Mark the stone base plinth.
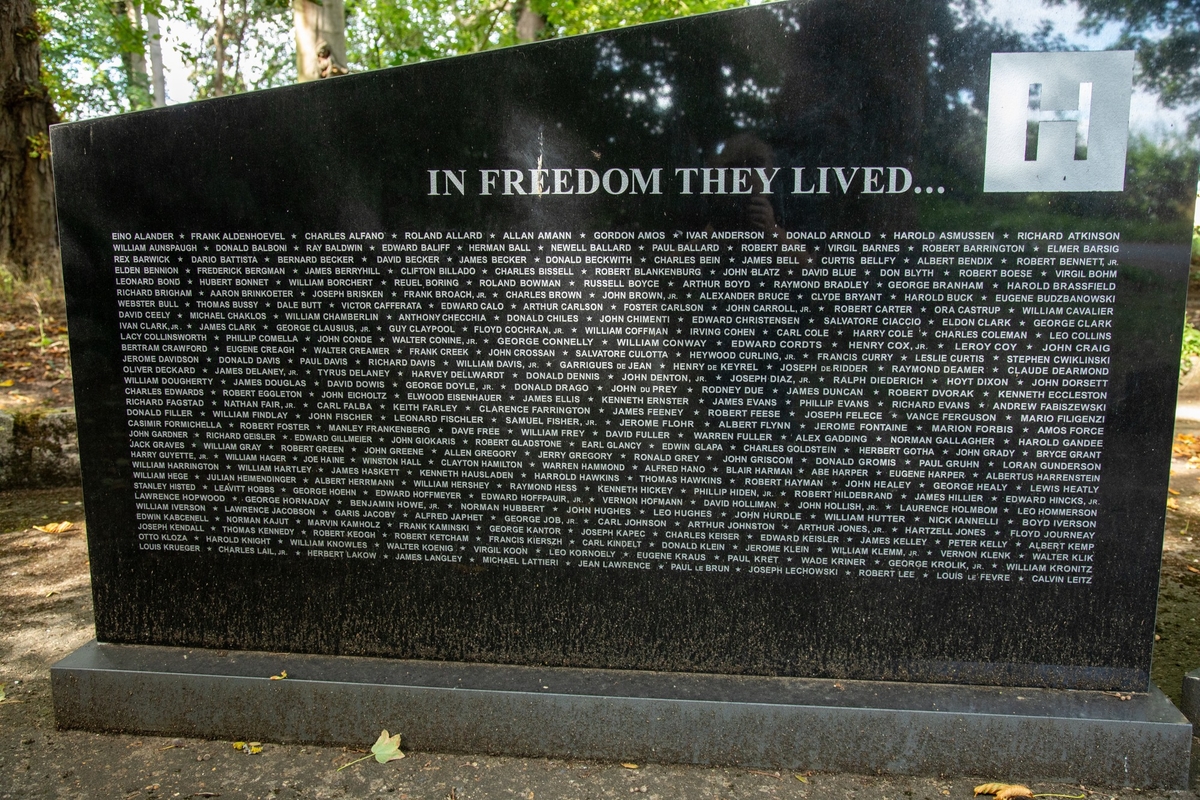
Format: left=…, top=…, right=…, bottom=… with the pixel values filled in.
left=52, top=641, right=1192, bottom=788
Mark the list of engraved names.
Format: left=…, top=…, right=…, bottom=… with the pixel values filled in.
left=113, top=226, right=1116, bottom=585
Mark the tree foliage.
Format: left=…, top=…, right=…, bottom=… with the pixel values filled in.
left=38, top=0, right=293, bottom=115
left=531, top=0, right=749, bottom=38
left=1048, top=0, right=1200, bottom=130
left=345, top=0, right=458, bottom=70
left=38, top=0, right=163, bottom=118
left=174, top=0, right=293, bottom=97
left=1122, top=133, right=1200, bottom=222
left=344, top=0, right=747, bottom=71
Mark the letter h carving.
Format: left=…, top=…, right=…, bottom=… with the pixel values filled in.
left=1025, top=81, right=1092, bottom=162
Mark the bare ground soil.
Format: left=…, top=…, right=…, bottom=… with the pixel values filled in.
left=1155, top=420, right=1200, bottom=708
left=0, top=291, right=72, bottom=414
left=1154, top=273, right=1200, bottom=707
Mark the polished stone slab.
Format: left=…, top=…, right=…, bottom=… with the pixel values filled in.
left=50, top=0, right=1189, bottom=690
left=52, top=641, right=1192, bottom=788
left=1183, top=667, right=1200, bottom=729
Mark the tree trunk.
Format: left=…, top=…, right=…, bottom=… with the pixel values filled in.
left=293, top=0, right=347, bottom=82
left=147, top=12, right=166, bottom=107
left=0, top=0, right=59, bottom=285
left=213, top=0, right=227, bottom=96
left=515, top=2, right=544, bottom=42
left=123, top=1, right=150, bottom=96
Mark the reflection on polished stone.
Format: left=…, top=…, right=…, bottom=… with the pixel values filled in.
left=52, top=0, right=1192, bottom=691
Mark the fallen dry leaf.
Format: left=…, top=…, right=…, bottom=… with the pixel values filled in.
left=975, top=784, right=1033, bottom=798
left=1175, top=434, right=1200, bottom=459
left=1167, top=497, right=1180, bottom=511
left=1169, top=488, right=1181, bottom=495
left=620, top=762, right=639, bottom=769
left=269, top=670, right=288, bottom=680
left=33, top=521, right=73, bottom=534
left=369, top=731, right=403, bottom=763
left=337, top=729, right=404, bottom=771
left=1187, top=566, right=1200, bottom=575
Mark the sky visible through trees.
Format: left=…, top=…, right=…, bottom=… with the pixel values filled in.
left=35, top=0, right=1199, bottom=140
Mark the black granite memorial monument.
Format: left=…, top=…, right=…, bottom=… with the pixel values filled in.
left=49, top=0, right=1197, bottom=786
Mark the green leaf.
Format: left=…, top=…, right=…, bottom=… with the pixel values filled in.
left=1182, top=317, right=1200, bottom=376
left=371, top=729, right=404, bottom=764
